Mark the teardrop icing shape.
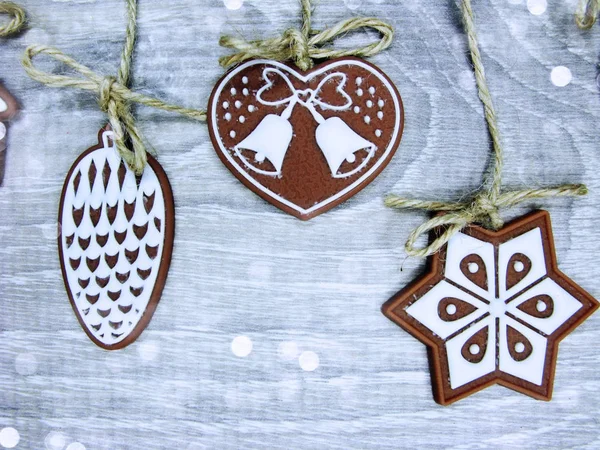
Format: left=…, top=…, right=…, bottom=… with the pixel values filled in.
left=507, top=326, right=533, bottom=362
left=506, top=253, right=532, bottom=290
left=460, top=254, right=488, bottom=291
left=438, top=297, right=478, bottom=322
left=517, top=294, right=554, bottom=319
left=460, top=326, right=489, bottom=364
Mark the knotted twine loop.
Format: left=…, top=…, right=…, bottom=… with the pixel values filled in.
left=576, top=0, right=600, bottom=29
left=0, top=1, right=25, bottom=37
left=219, top=0, right=394, bottom=70
left=385, top=0, right=588, bottom=258
left=21, top=0, right=206, bottom=175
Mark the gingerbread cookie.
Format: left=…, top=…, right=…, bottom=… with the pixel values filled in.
left=382, top=211, right=598, bottom=405
left=208, top=57, right=404, bottom=220
left=58, top=126, right=175, bottom=350
left=0, top=84, right=19, bottom=185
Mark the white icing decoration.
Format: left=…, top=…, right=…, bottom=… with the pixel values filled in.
left=369, top=86, right=376, bottom=95
left=60, top=131, right=166, bottom=347
left=243, top=88, right=249, bottom=96
left=514, top=261, right=525, bottom=272
left=378, top=99, right=384, bottom=108
left=375, top=130, right=382, bottom=138
left=377, top=111, right=384, bottom=119
left=407, top=224, right=587, bottom=390
left=354, top=106, right=360, bottom=114
left=230, top=88, right=237, bottom=95
left=210, top=59, right=403, bottom=216
left=356, top=77, right=363, bottom=85
left=230, top=130, right=236, bottom=138
left=357, top=89, right=364, bottom=96
left=0, top=98, right=7, bottom=113
left=222, top=101, right=229, bottom=109
left=235, top=101, right=242, bottom=109
left=364, top=116, right=371, bottom=124
left=0, top=122, right=6, bottom=141
left=346, top=154, right=356, bottom=163
left=467, top=262, right=479, bottom=273
left=225, top=113, right=232, bottom=121
left=366, top=100, right=373, bottom=108
left=469, top=344, right=480, bottom=355
left=248, top=105, right=256, bottom=112
left=239, top=116, right=246, bottom=123
left=242, top=76, right=248, bottom=84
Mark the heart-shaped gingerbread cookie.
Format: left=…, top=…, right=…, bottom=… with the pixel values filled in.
left=208, top=57, right=404, bottom=220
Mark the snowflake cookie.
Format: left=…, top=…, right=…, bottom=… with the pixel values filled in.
left=382, top=210, right=598, bottom=405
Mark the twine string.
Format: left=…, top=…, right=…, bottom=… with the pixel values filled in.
left=385, top=0, right=587, bottom=258
left=576, top=0, right=600, bottom=29
left=0, top=1, right=25, bottom=37
left=22, top=0, right=207, bottom=175
left=219, top=0, right=394, bottom=70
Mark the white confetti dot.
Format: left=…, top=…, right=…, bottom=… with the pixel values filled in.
left=375, top=129, right=382, bottom=137
left=353, top=106, right=360, bottom=113
left=364, top=116, right=371, bottom=124
left=239, top=116, right=246, bottom=123
left=0, top=428, right=20, bottom=449
left=377, top=111, right=384, bottom=120
left=137, top=341, right=159, bottom=362
left=15, top=353, right=37, bottom=375
left=45, top=431, right=67, bottom=450
left=515, top=342, right=526, bottom=353
left=368, top=86, right=375, bottom=95
left=356, top=77, right=363, bottom=85
left=223, top=0, right=244, bottom=10
left=513, top=261, right=525, bottom=272
left=0, top=122, right=5, bottom=141
left=299, top=351, right=319, bottom=371
left=536, top=300, right=547, bottom=312
left=278, top=341, right=299, bottom=360
left=467, top=262, right=479, bottom=274
left=550, top=66, right=572, bottom=87
left=230, top=130, right=236, bottom=138
left=230, top=87, right=237, bottom=95
left=469, top=344, right=480, bottom=355
left=356, top=89, right=364, bottom=96
left=231, top=336, right=253, bottom=357
left=222, top=101, right=229, bottom=109
left=242, top=76, right=248, bottom=84
left=235, top=100, right=242, bottom=108
left=242, top=88, right=249, bottom=96
left=248, top=105, right=256, bottom=112
left=527, top=0, right=547, bottom=15
left=225, top=113, right=232, bottom=121
left=378, top=99, right=384, bottom=108
left=366, top=100, right=373, bottom=108
left=446, top=303, right=457, bottom=315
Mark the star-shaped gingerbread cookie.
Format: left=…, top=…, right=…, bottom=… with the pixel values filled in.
left=382, top=210, right=598, bottom=405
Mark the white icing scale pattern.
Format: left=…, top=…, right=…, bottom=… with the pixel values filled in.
left=60, top=131, right=166, bottom=347
left=406, top=226, right=583, bottom=389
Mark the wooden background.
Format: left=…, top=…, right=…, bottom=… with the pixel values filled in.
left=1, top=0, right=599, bottom=449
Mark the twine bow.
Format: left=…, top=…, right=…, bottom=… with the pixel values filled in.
left=576, top=0, right=600, bottom=29
left=385, top=0, right=588, bottom=258
left=21, top=0, right=206, bottom=175
left=219, top=0, right=394, bottom=70
left=0, top=1, right=25, bottom=37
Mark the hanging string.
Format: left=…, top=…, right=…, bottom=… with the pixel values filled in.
left=219, top=0, right=394, bottom=71
left=576, top=0, right=600, bottom=29
left=385, top=0, right=587, bottom=258
left=22, top=0, right=206, bottom=175
left=0, top=1, right=25, bottom=37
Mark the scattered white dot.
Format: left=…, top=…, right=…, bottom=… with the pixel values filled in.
left=0, top=122, right=6, bottom=141
left=366, top=100, right=373, bottom=108
left=375, top=129, right=382, bottom=137
left=239, top=116, right=246, bottom=123
left=235, top=100, right=242, bottom=108
left=222, top=101, right=229, bottom=109
left=278, top=341, right=299, bottom=360
left=224, top=113, right=232, bottom=121
left=536, top=300, right=548, bottom=312
left=229, top=130, right=236, bottom=138
left=0, top=428, right=20, bottom=449
left=242, top=88, right=249, bottom=96
left=368, top=86, right=376, bottom=95
left=469, top=344, right=480, bottom=355
left=515, top=342, right=526, bottom=353
left=446, top=304, right=457, bottom=315
left=346, top=153, right=356, bottom=163
left=377, top=111, right=384, bottom=120
left=513, top=261, right=525, bottom=272
left=551, top=66, right=572, bottom=87
left=242, top=76, right=248, bottom=84
left=15, top=353, right=37, bottom=375
left=356, top=89, right=364, bottom=96
left=224, top=0, right=244, bottom=11
left=467, top=262, right=479, bottom=273
left=299, top=351, right=319, bottom=371
left=364, top=115, right=371, bottom=124
left=248, top=105, right=256, bottom=112
left=137, top=341, right=159, bottom=362
left=230, top=87, right=237, bottom=95
left=378, top=99, right=384, bottom=108
left=527, top=0, right=547, bottom=15
left=356, top=77, right=363, bottom=85
left=231, top=336, right=253, bottom=357
left=353, top=106, right=360, bottom=113
left=45, top=431, right=67, bottom=450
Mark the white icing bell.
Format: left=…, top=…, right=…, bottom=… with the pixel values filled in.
left=234, top=114, right=293, bottom=176
left=316, top=117, right=376, bottom=178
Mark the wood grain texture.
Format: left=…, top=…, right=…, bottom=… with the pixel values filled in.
left=0, top=0, right=599, bottom=449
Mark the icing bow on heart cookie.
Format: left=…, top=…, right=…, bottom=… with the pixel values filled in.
left=235, top=68, right=376, bottom=179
